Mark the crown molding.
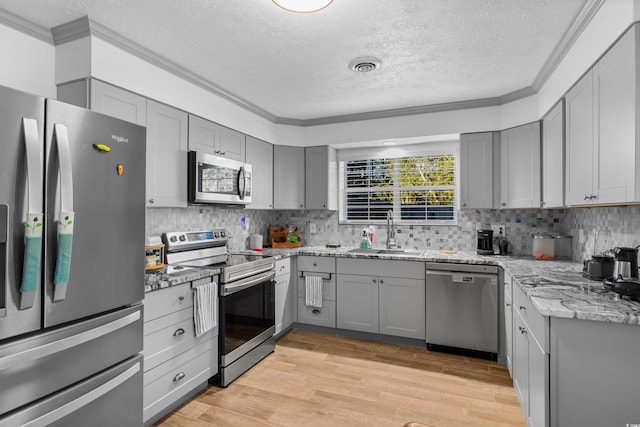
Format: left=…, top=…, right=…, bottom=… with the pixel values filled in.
left=0, top=1, right=609, bottom=127
left=0, top=7, right=53, bottom=44
left=531, top=0, right=606, bottom=92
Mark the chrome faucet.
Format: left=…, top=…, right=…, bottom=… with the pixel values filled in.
left=386, top=210, right=397, bottom=249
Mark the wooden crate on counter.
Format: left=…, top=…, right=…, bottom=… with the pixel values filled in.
left=268, top=226, right=302, bottom=248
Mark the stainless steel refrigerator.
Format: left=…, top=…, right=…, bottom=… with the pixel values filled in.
left=0, top=85, right=145, bottom=426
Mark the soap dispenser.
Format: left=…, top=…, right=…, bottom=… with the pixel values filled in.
left=360, top=230, right=370, bottom=248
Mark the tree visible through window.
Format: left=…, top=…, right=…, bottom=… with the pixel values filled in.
left=341, top=154, right=456, bottom=223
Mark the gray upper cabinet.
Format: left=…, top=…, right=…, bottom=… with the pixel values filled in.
left=274, top=145, right=305, bottom=209
left=566, top=24, right=639, bottom=206
left=57, top=79, right=147, bottom=126
left=245, top=136, right=274, bottom=209
left=541, top=100, right=565, bottom=208
left=146, top=100, right=189, bottom=207
left=460, top=132, right=496, bottom=209
left=305, top=146, right=337, bottom=210
left=187, top=115, right=245, bottom=161
left=500, top=122, right=541, bottom=208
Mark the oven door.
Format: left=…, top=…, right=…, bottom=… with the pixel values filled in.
left=219, top=270, right=275, bottom=367
left=188, top=151, right=252, bottom=205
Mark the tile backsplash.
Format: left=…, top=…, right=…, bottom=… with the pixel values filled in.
left=146, top=205, right=640, bottom=262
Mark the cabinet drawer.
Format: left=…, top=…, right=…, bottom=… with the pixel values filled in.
left=143, top=310, right=215, bottom=372
left=513, top=283, right=548, bottom=352
left=297, top=298, right=336, bottom=328
left=297, top=256, right=335, bottom=273
left=144, top=283, right=193, bottom=322
left=143, top=340, right=213, bottom=421
left=297, top=275, right=336, bottom=301
left=275, top=257, right=291, bottom=278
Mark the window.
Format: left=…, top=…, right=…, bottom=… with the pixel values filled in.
left=339, top=146, right=457, bottom=225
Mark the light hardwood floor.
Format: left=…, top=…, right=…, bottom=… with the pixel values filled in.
left=155, top=329, right=526, bottom=427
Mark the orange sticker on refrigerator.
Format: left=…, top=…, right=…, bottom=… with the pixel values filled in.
left=117, top=164, right=123, bottom=176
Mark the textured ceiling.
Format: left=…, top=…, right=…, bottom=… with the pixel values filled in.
left=0, top=0, right=589, bottom=122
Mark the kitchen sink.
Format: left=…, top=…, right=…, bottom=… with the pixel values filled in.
left=347, top=248, right=423, bottom=255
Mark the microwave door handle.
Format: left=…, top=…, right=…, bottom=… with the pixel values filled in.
left=52, top=124, right=75, bottom=302
left=19, top=118, right=43, bottom=310
left=0, top=204, right=8, bottom=318
left=237, top=166, right=246, bottom=200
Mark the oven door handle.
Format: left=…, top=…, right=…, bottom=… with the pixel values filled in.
left=222, top=270, right=275, bottom=296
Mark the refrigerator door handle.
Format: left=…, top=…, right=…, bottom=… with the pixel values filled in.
left=10, top=362, right=140, bottom=427
left=0, top=309, right=140, bottom=372
left=0, top=204, right=7, bottom=318
left=52, top=124, right=75, bottom=302
left=19, top=118, right=43, bottom=310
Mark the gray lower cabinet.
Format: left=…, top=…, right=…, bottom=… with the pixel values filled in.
left=274, top=257, right=293, bottom=334
left=504, top=270, right=514, bottom=375
left=336, top=258, right=425, bottom=339
left=142, top=278, right=218, bottom=426
left=512, top=282, right=549, bottom=427
left=336, top=274, right=379, bottom=333
left=296, top=256, right=336, bottom=327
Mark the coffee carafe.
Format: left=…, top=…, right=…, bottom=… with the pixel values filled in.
left=477, top=229, right=494, bottom=255
left=612, top=246, right=639, bottom=278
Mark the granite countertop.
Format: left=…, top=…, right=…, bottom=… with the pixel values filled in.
left=144, top=267, right=220, bottom=293
left=146, top=246, right=640, bottom=325
left=251, top=246, right=640, bottom=325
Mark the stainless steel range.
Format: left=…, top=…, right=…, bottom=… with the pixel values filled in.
left=162, top=229, right=276, bottom=387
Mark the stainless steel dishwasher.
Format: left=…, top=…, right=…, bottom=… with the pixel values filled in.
left=425, top=262, right=498, bottom=360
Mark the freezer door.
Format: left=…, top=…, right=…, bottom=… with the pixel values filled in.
left=0, top=354, right=143, bottom=427
left=0, top=304, right=142, bottom=416
left=0, top=85, right=45, bottom=341
left=44, top=99, right=146, bottom=327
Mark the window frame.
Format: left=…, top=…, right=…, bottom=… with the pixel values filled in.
left=338, top=142, right=459, bottom=226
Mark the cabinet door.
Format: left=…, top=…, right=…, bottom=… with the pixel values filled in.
left=305, top=146, right=337, bottom=210
left=146, top=100, right=189, bottom=207
left=565, top=72, right=595, bottom=206
left=245, top=136, right=274, bottom=209
left=500, top=122, right=541, bottom=208
left=505, top=296, right=513, bottom=376
left=541, top=100, right=565, bottom=208
left=513, top=312, right=529, bottom=417
left=188, top=115, right=219, bottom=155
left=460, top=132, right=494, bottom=209
left=594, top=25, right=636, bottom=205
left=528, top=338, right=549, bottom=427
left=274, top=145, right=305, bottom=209
left=218, top=126, right=246, bottom=161
left=90, top=80, right=147, bottom=126
left=336, top=274, right=379, bottom=333
left=379, top=277, right=425, bottom=339
left=274, top=273, right=292, bottom=335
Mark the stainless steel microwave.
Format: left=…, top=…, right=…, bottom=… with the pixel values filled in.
left=188, top=151, right=252, bottom=205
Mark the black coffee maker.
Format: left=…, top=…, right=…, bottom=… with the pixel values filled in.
left=477, top=229, right=494, bottom=255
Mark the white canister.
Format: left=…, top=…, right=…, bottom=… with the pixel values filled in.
left=249, top=234, right=263, bottom=250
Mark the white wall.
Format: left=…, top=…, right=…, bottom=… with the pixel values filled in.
left=88, top=37, right=276, bottom=143
left=0, top=23, right=55, bottom=97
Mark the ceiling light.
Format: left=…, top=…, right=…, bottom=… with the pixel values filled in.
left=272, top=0, right=333, bottom=13
left=349, top=56, right=381, bottom=73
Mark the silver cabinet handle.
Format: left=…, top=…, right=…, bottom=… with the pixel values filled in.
left=379, top=279, right=384, bottom=284
left=519, top=327, right=527, bottom=335
left=461, top=202, right=466, bottom=207
left=312, top=309, right=321, bottom=314
left=0, top=310, right=140, bottom=371
left=501, top=202, right=506, bottom=206
left=173, top=328, right=185, bottom=336
left=173, top=372, right=186, bottom=382
left=506, top=303, right=512, bottom=307
left=148, top=198, right=155, bottom=204
left=299, top=204, right=303, bottom=208
left=178, top=296, right=185, bottom=301
left=323, top=203, right=326, bottom=208
left=372, top=278, right=377, bottom=283
left=220, top=151, right=226, bottom=155
left=519, top=305, right=526, bottom=312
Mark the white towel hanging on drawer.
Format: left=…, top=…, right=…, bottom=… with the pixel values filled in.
left=193, top=280, right=217, bottom=337
left=305, top=276, right=323, bottom=308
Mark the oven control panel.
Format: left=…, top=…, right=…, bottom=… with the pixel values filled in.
left=163, top=228, right=229, bottom=252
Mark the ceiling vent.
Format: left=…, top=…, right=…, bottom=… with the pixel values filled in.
left=349, top=57, right=381, bottom=73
